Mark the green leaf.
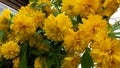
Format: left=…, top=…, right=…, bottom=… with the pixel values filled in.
left=30, top=48, right=40, bottom=55
left=76, top=15, right=82, bottom=23
left=30, top=3, right=49, bottom=9
left=41, top=58, right=47, bottom=68
left=42, top=39, right=51, bottom=48
left=19, top=43, right=28, bottom=68
left=46, top=52, right=61, bottom=68
left=30, top=3, right=37, bottom=8
left=108, top=22, right=120, bottom=38
left=113, top=26, right=120, bottom=31
left=30, top=48, right=47, bottom=56
left=0, top=59, right=13, bottom=68
left=81, top=48, right=94, bottom=68
left=0, top=30, right=5, bottom=41
left=46, top=56, right=55, bottom=68
left=36, top=29, right=45, bottom=35
left=29, top=0, right=38, bottom=2
left=39, top=3, right=49, bottom=8
left=0, top=59, right=6, bottom=67
left=9, top=13, right=14, bottom=25
left=19, top=52, right=27, bottom=68
left=53, top=12, right=59, bottom=17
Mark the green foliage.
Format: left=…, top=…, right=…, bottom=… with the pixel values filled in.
left=19, top=42, right=28, bottom=68
left=0, top=59, right=13, bottom=68
left=35, top=29, right=45, bottom=36
left=71, top=15, right=82, bottom=31
left=51, top=0, right=62, bottom=12
left=46, top=53, right=59, bottom=68
left=108, top=22, right=120, bottom=38
left=29, top=0, right=38, bottom=2
left=30, top=3, right=49, bottom=10
left=0, top=30, right=5, bottom=42
left=53, top=12, right=59, bottom=16
left=9, top=13, right=14, bottom=25
left=81, top=48, right=94, bottom=68
left=30, top=48, right=46, bottom=56
left=15, top=38, right=65, bottom=68
left=45, top=41, right=65, bottom=68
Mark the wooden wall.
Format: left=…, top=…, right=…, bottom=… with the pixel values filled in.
left=0, top=0, right=29, bottom=10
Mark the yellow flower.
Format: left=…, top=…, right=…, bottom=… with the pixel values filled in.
left=91, top=29, right=109, bottom=48
left=91, top=38, right=120, bottom=68
left=0, top=16, right=9, bottom=30
left=18, top=6, right=33, bottom=14
left=12, top=57, right=20, bottom=68
left=1, top=41, right=20, bottom=59
left=61, top=55, right=80, bottom=68
left=32, top=10, right=45, bottom=28
left=79, top=14, right=107, bottom=39
left=42, top=6, right=57, bottom=17
left=43, top=14, right=73, bottom=41
left=1, top=9, right=11, bottom=19
left=96, top=0, right=119, bottom=17
left=93, top=29, right=108, bottom=42
left=0, top=9, right=11, bottom=30
left=78, top=0, right=101, bottom=17
left=19, top=6, right=45, bottom=28
left=10, top=13, right=36, bottom=42
left=117, top=0, right=120, bottom=4
left=102, top=0, right=112, bottom=8
left=34, top=57, right=42, bottom=68
left=63, top=30, right=90, bottom=53
left=61, top=0, right=80, bottom=17
left=29, top=0, right=55, bottom=17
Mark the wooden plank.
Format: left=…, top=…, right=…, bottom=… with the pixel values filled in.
left=0, top=0, right=28, bottom=10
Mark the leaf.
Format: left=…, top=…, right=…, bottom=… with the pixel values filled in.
left=29, top=0, right=38, bottom=2
left=46, top=52, right=61, bottom=68
left=0, top=59, right=6, bottom=67
left=39, top=3, right=49, bottom=8
left=41, top=58, right=47, bottom=68
left=46, top=56, right=55, bottom=68
left=30, top=3, right=37, bottom=8
left=30, top=48, right=47, bottom=56
left=0, top=30, right=5, bottom=41
left=30, top=48, right=40, bottom=55
left=9, top=13, right=14, bottom=25
left=42, top=39, right=51, bottom=48
left=81, top=48, right=94, bottom=68
left=36, top=29, right=45, bottom=35
left=30, top=3, right=49, bottom=9
left=0, top=59, right=13, bottom=68
left=76, top=15, right=82, bottom=23
left=108, top=22, right=120, bottom=38
left=19, top=43, right=28, bottom=68
left=53, top=12, right=59, bottom=17
left=19, top=52, right=27, bottom=68
left=113, top=26, right=120, bottom=31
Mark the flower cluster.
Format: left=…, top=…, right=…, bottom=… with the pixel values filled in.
left=0, top=0, right=120, bottom=68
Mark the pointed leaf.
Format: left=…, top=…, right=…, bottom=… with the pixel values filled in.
left=81, top=48, right=94, bottom=68
left=19, top=43, right=28, bottom=68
